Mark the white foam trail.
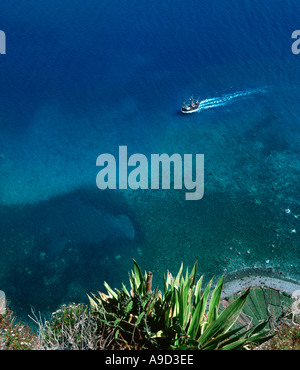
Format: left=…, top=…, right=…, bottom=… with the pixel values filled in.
left=197, top=87, right=267, bottom=112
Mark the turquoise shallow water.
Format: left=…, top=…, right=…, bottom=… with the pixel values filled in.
left=0, top=0, right=299, bottom=320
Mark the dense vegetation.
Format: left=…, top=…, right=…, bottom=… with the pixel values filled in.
left=0, top=260, right=299, bottom=350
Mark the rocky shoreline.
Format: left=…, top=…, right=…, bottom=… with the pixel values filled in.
left=222, top=268, right=300, bottom=298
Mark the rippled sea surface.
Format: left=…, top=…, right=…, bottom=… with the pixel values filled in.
left=0, top=0, right=299, bottom=320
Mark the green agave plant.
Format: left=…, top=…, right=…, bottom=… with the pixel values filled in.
left=89, top=260, right=273, bottom=350
left=88, top=260, right=159, bottom=348
left=162, top=262, right=274, bottom=349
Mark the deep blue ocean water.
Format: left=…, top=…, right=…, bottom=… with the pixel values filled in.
left=0, top=0, right=299, bottom=320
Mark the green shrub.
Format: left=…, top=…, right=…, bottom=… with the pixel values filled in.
left=0, top=307, right=39, bottom=350
left=37, top=302, right=123, bottom=350
left=42, top=303, right=90, bottom=349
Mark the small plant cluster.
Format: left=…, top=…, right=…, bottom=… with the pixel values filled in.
left=0, top=307, right=39, bottom=350
left=258, top=309, right=300, bottom=350
left=89, top=260, right=273, bottom=350
left=31, top=302, right=123, bottom=350
left=266, top=321, right=300, bottom=350
left=39, top=303, right=95, bottom=350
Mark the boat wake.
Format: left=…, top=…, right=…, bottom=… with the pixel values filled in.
left=196, top=87, right=268, bottom=112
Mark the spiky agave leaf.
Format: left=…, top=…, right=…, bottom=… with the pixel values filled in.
left=198, top=288, right=251, bottom=348
left=206, top=276, right=224, bottom=324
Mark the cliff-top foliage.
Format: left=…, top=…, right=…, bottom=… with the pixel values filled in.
left=1, top=260, right=298, bottom=350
